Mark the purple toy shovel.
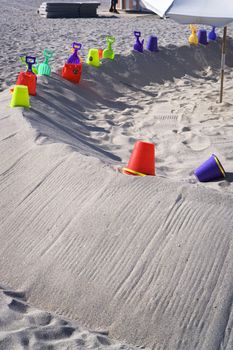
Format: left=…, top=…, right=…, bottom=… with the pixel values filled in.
left=67, top=42, right=82, bottom=64
left=134, top=31, right=144, bottom=53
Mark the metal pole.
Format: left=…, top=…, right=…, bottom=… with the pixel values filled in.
left=219, top=26, right=227, bottom=103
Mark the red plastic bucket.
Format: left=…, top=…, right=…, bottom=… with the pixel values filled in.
left=16, top=71, right=37, bottom=96
left=122, top=141, right=155, bottom=176
left=62, top=63, right=82, bottom=84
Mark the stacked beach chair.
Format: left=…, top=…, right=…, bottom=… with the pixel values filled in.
left=38, top=2, right=100, bottom=18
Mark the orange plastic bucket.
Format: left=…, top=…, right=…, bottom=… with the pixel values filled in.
left=98, top=49, right=103, bottom=60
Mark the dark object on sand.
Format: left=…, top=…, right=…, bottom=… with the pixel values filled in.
left=109, top=0, right=119, bottom=14
left=38, top=2, right=100, bottom=18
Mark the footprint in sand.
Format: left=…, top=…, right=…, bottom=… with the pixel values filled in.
left=182, top=134, right=211, bottom=151
left=7, top=299, right=28, bottom=314
left=3, top=290, right=26, bottom=301
left=34, top=326, right=75, bottom=341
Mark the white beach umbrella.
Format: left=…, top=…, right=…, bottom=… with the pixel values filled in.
left=142, top=0, right=233, bottom=102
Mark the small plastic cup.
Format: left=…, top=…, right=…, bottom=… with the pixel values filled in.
left=86, top=48, right=100, bottom=67
left=147, top=35, right=159, bottom=52
left=194, top=154, right=225, bottom=182
left=198, top=29, right=208, bottom=45
left=10, top=85, right=30, bottom=108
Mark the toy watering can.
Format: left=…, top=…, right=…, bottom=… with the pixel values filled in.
left=103, top=36, right=115, bottom=60
left=188, top=25, right=198, bottom=45
left=208, top=26, right=217, bottom=41
left=38, top=49, right=53, bottom=76
left=67, top=42, right=82, bottom=64
left=19, top=54, right=38, bottom=74
left=134, top=31, right=144, bottom=53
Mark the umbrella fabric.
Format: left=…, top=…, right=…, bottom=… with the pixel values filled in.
left=140, top=0, right=173, bottom=18
left=168, top=0, right=233, bottom=26
left=142, top=0, right=233, bottom=26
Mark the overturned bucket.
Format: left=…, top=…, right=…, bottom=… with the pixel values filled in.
left=147, top=35, right=159, bottom=52
left=122, top=141, right=155, bottom=176
left=194, top=154, right=225, bottom=182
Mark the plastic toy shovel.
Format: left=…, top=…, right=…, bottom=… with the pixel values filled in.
left=103, top=36, right=115, bottom=60
left=26, top=56, right=37, bottom=73
left=19, top=54, right=38, bottom=74
left=67, top=42, right=82, bottom=64
left=134, top=31, right=144, bottom=53
left=38, top=49, right=54, bottom=76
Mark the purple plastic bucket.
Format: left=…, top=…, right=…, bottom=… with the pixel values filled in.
left=208, top=27, right=217, bottom=41
left=198, top=29, right=208, bottom=45
left=194, top=154, right=225, bottom=182
left=147, top=35, right=159, bottom=52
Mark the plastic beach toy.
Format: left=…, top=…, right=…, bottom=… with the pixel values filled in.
left=198, top=29, right=208, bottom=45
left=122, top=141, right=155, bottom=176
left=16, top=56, right=37, bottom=96
left=194, top=154, right=225, bottom=182
left=16, top=71, right=37, bottom=96
left=133, top=31, right=144, bottom=53
left=98, top=49, right=103, bottom=59
left=19, top=54, right=38, bottom=74
left=188, top=25, right=198, bottom=45
left=67, top=42, right=82, bottom=64
left=147, top=35, right=159, bottom=52
left=26, top=56, right=37, bottom=73
left=86, top=48, right=101, bottom=67
left=38, top=49, right=53, bottom=76
left=103, top=36, right=115, bottom=60
left=10, top=85, right=30, bottom=108
left=208, top=27, right=217, bottom=41
left=62, top=43, right=83, bottom=83
left=62, top=63, right=82, bottom=83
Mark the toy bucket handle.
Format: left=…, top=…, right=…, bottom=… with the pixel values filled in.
left=106, top=36, right=115, bottom=44
left=26, top=56, right=36, bottom=65
left=134, top=31, right=141, bottom=38
left=72, top=42, right=82, bottom=50
left=44, top=49, right=53, bottom=59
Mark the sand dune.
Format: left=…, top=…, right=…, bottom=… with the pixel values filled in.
left=1, top=52, right=233, bottom=348
left=1, top=1, right=233, bottom=349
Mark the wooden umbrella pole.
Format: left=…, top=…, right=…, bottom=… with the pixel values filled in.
left=219, top=26, right=227, bottom=103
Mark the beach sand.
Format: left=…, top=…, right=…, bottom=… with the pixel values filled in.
left=1, top=1, right=233, bottom=349
left=0, top=284, right=138, bottom=349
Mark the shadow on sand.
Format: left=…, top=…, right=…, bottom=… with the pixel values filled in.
left=23, top=40, right=233, bottom=163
